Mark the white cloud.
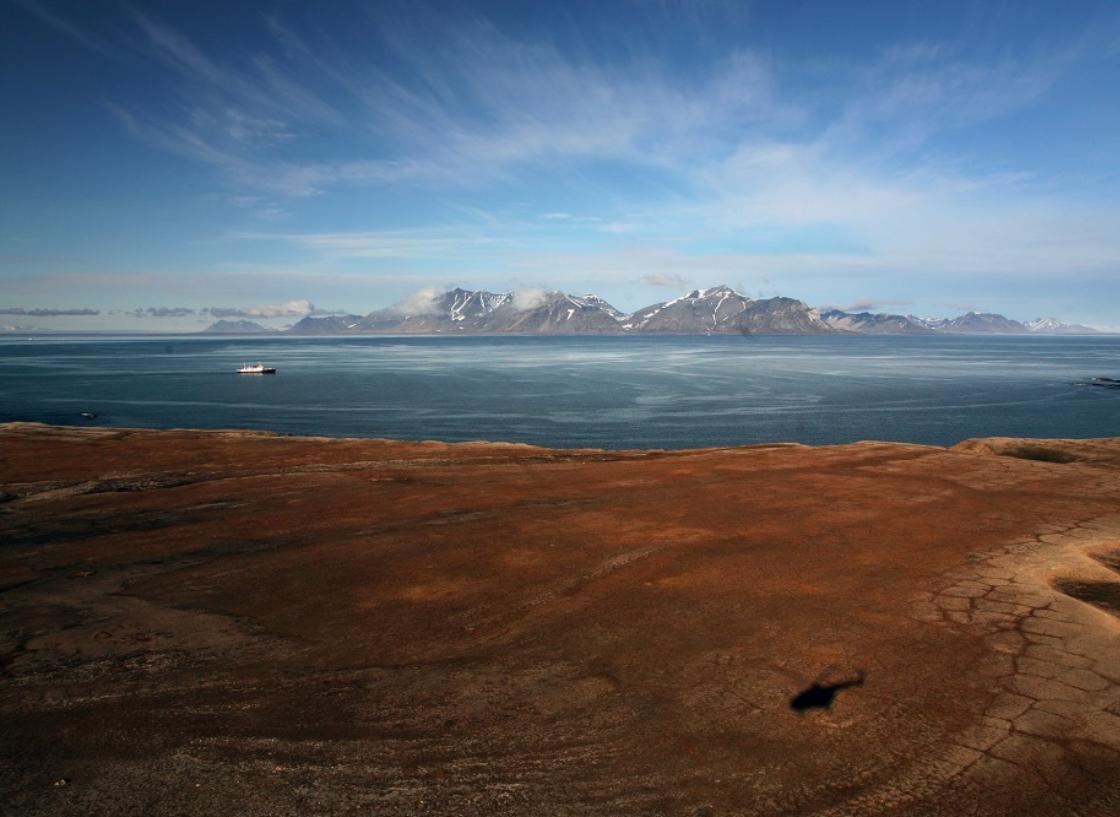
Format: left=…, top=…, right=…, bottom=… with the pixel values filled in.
left=209, top=299, right=317, bottom=318
left=511, top=289, right=550, bottom=311
left=822, top=298, right=913, bottom=313
left=250, top=299, right=315, bottom=317
left=393, top=287, right=444, bottom=316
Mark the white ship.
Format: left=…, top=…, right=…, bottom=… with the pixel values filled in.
left=236, top=362, right=276, bottom=374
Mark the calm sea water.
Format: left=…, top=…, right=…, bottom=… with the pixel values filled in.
left=1, top=334, right=1117, bottom=449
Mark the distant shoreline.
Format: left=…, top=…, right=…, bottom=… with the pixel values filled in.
left=3, top=420, right=1118, bottom=458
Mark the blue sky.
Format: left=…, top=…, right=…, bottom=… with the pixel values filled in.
left=2, top=0, right=1119, bottom=329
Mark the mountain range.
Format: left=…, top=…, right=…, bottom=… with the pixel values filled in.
left=202, top=286, right=1100, bottom=336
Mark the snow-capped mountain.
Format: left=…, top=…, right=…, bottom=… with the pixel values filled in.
left=915, top=316, right=950, bottom=331
left=624, top=286, right=833, bottom=334
left=1025, top=317, right=1099, bottom=335
left=279, top=287, right=1100, bottom=336
left=353, top=288, right=513, bottom=333
left=289, top=288, right=625, bottom=334
left=475, top=292, right=625, bottom=334
left=904, top=312, right=1028, bottom=333
left=575, top=294, right=627, bottom=321
left=936, top=312, right=1028, bottom=334
left=624, top=286, right=754, bottom=332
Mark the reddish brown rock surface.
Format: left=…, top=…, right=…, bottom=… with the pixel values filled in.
left=2, top=422, right=1120, bottom=816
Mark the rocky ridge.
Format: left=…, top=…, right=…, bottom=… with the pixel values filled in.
left=288, top=285, right=836, bottom=335
left=275, top=286, right=1100, bottom=336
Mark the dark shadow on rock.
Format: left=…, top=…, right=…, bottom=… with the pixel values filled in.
left=996, top=444, right=1082, bottom=464
left=790, top=671, right=865, bottom=712
left=1055, top=579, right=1120, bottom=617
left=1093, top=550, right=1120, bottom=576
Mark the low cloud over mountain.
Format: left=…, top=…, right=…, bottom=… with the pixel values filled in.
left=207, top=300, right=320, bottom=319
left=824, top=298, right=913, bottom=313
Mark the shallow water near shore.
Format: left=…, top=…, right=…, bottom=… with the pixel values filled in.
left=1, top=334, right=1118, bottom=449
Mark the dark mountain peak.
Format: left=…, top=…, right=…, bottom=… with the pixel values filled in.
left=287, top=314, right=363, bottom=334
left=735, top=296, right=835, bottom=335
left=822, top=309, right=934, bottom=335
left=943, top=312, right=1026, bottom=334
left=202, top=319, right=275, bottom=334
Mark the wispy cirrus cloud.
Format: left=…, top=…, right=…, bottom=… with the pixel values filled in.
left=92, top=1, right=1113, bottom=240
left=99, top=8, right=793, bottom=204
left=131, top=13, right=342, bottom=127
left=107, top=103, right=432, bottom=199
left=823, top=38, right=1084, bottom=158
left=640, top=273, right=691, bottom=289
left=10, top=0, right=119, bottom=59
left=233, top=228, right=515, bottom=259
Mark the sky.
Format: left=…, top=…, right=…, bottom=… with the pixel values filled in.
left=2, top=0, right=1119, bottom=331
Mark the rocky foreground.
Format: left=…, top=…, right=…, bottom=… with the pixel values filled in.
left=2, top=424, right=1120, bottom=816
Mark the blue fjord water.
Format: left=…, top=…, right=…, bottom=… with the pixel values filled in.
left=0, top=334, right=1117, bottom=449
